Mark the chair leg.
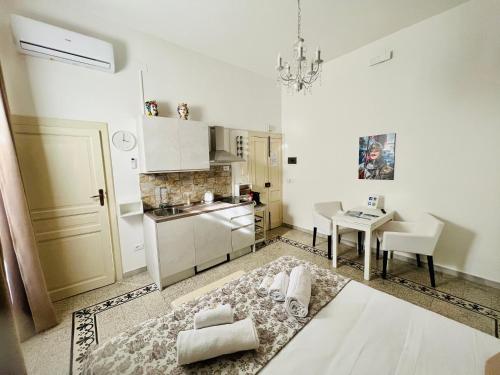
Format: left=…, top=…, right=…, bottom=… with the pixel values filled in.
left=416, top=254, right=421, bottom=267
left=382, top=251, right=388, bottom=279
left=376, top=238, right=380, bottom=260
left=427, top=256, right=436, bottom=287
left=327, top=235, right=332, bottom=260
left=313, top=227, right=317, bottom=247
left=357, top=231, right=362, bottom=256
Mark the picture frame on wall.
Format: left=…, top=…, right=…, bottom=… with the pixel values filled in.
left=358, top=133, right=396, bottom=180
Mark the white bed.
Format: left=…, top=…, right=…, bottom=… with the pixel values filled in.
left=262, top=281, right=500, bottom=375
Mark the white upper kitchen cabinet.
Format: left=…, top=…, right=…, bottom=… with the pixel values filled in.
left=137, top=116, right=209, bottom=173
left=178, top=120, right=210, bottom=170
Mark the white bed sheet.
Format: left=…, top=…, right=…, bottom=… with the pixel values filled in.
left=262, top=281, right=500, bottom=375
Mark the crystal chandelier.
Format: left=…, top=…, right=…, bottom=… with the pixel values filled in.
left=276, top=0, right=323, bottom=93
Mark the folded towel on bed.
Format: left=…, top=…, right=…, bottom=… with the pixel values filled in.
left=269, top=271, right=289, bottom=302
left=177, top=318, right=260, bottom=365
left=256, top=275, right=274, bottom=297
left=194, top=304, right=234, bottom=329
left=285, top=266, right=312, bottom=318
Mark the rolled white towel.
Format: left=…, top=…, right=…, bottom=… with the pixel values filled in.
left=255, top=275, right=274, bottom=297
left=269, top=271, right=289, bottom=302
left=285, top=266, right=312, bottom=318
left=194, top=304, right=234, bottom=330
left=177, top=318, right=260, bottom=365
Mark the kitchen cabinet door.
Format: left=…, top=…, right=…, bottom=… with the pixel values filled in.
left=194, top=212, right=231, bottom=265
left=178, top=120, right=209, bottom=170
left=139, top=116, right=181, bottom=172
left=232, top=225, right=255, bottom=251
left=157, top=217, right=195, bottom=278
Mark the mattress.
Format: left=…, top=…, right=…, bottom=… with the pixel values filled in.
left=262, top=281, right=500, bottom=375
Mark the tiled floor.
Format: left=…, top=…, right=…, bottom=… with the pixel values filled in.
left=21, top=226, right=500, bottom=374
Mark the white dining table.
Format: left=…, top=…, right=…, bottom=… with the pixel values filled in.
left=332, top=206, right=394, bottom=280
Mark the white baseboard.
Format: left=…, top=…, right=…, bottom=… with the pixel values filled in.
left=123, top=266, right=147, bottom=279
left=282, top=223, right=500, bottom=290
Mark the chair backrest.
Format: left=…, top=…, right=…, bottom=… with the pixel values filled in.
left=313, top=201, right=343, bottom=217
left=416, top=213, right=445, bottom=252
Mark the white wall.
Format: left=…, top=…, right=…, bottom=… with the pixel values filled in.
left=282, top=0, right=500, bottom=283
left=0, top=0, right=281, bottom=273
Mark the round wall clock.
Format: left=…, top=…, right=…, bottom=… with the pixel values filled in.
left=112, top=130, right=136, bottom=151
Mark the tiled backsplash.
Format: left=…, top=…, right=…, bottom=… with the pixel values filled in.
left=140, top=165, right=232, bottom=209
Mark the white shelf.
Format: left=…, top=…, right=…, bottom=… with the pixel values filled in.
left=119, top=201, right=143, bottom=217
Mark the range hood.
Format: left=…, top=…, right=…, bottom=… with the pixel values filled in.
left=209, top=126, right=245, bottom=164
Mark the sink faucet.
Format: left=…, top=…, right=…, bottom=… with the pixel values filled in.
left=158, top=187, right=169, bottom=207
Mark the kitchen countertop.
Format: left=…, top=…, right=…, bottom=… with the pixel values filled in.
left=144, top=198, right=254, bottom=223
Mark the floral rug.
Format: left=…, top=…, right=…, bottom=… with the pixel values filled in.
left=81, top=256, right=350, bottom=374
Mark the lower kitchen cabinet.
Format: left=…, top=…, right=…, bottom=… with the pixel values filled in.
left=194, top=212, right=231, bottom=269
left=144, top=203, right=255, bottom=289
left=144, top=215, right=196, bottom=289
left=232, top=224, right=255, bottom=250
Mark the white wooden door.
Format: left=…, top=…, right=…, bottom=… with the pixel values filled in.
left=13, top=124, right=115, bottom=301
left=178, top=120, right=209, bottom=170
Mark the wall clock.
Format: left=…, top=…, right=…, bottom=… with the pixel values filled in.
left=112, top=130, right=136, bottom=151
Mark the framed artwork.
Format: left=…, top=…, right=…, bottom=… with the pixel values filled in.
left=358, top=133, right=396, bottom=180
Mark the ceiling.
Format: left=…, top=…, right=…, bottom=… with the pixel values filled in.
left=7, top=0, right=469, bottom=78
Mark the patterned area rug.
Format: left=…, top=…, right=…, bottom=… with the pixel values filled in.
left=81, top=256, right=349, bottom=374
left=71, top=236, right=500, bottom=374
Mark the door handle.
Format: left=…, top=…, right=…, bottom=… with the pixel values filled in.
left=90, top=189, right=105, bottom=206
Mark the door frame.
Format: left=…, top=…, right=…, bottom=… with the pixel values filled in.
left=9, top=115, right=123, bottom=281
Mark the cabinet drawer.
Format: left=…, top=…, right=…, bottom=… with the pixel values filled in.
left=232, top=224, right=255, bottom=251
left=231, top=213, right=254, bottom=228
left=225, top=205, right=253, bottom=220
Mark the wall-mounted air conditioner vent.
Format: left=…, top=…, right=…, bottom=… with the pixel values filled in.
left=10, top=14, right=115, bottom=73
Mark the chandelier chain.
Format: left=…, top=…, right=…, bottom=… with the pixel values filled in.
left=297, top=0, right=302, bottom=39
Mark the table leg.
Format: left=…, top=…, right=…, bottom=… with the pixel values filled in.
left=332, top=224, right=338, bottom=268
left=363, top=230, right=372, bottom=280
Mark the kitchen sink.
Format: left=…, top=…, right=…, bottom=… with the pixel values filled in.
left=153, top=207, right=185, bottom=217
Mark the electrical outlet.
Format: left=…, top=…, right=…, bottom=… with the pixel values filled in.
left=223, top=165, right=230, bottom=171
left=134, top=243, right=144, bottom=252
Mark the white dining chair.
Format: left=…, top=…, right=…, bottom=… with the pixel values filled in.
left=313, top=201, right=363, bottom=260
left=375, top=213, right=444, bottom=287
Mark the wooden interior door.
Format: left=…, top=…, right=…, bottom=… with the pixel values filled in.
left=13, top=122, right=115, bottom=301
left=249, top=136, right=269, bottom=205
left=268, top=138, right=283, bottom=228
left=249, top=135, right=282, bottom=229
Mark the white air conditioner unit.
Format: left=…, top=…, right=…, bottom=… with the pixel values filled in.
left=10, top=14, right=115, bottom=73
